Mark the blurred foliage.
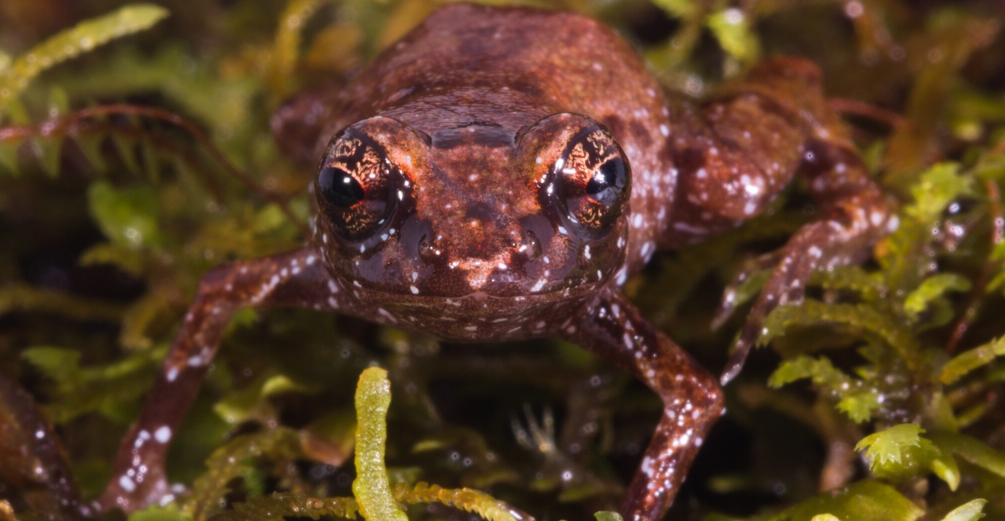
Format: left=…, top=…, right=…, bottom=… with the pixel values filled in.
left=1, top=0, right=1005, bottom=521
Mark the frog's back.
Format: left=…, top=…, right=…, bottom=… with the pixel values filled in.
left=332, top=4, right=667, bottom=143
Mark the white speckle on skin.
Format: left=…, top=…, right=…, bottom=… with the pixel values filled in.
left=641, top=457, right=656, bottom=478
left=887, top=215, right=900, bottom=232
left=410, top=285, right=420, bottom=294
left=155, top=426, right=172, bottom=443
left=119, top=475, right=136, bottom=493
left=377, top=307, right=397, bottom=323
left=659, top=123, right=669, bottom=137
left=640, top=241, right=654, bottom=259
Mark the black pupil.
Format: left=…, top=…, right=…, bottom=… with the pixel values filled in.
left=319, top=166, right=365, bottom=207
left=586, top=158, right=626, bottom=206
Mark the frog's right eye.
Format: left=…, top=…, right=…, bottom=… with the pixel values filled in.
left=316, top=134, right=394, bottom=242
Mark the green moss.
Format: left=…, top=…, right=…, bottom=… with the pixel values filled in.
left=353, top=366, right=408, bottom=521
left=0, top=4, right=168, bottom=114
left=1, top=1, right=1005, bottom=520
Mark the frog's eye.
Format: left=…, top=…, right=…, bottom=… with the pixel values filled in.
left=316, top=133, right=395, bottom=241
left=554, top=128, right=630, bottom=230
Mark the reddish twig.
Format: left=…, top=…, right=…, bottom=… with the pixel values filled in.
left=0, top=104, right=310, bottom=238
left=829, top=97, right=908, bottom=129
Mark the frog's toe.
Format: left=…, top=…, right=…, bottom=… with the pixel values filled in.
left=720, top=213, right=884, bottom=384
left=712, top=249, right=785, bottom=331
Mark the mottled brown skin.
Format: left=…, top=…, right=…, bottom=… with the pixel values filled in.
left=96, top=4, right=892, bottom=520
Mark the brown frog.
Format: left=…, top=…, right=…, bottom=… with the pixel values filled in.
left=96, top=4, right=893, bottom=520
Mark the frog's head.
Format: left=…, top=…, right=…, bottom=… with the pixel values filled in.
left=312, top=114, right=630, bottom=303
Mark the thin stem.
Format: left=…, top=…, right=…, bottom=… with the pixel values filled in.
left=0, top=104, right=311, bottom=238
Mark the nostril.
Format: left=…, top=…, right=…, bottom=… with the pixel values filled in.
left=418, top=233, right=439, bottom=262
left=401, top=215, right=438, bottom=264
left=522, top=229, right=542, bottom=260
left=519, top=214, right=552, bottom=262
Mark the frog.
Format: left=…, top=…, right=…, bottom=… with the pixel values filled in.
left=95, top=3, right=893, bottom=520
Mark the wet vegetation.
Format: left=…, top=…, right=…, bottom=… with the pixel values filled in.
left=2, top=0, right=1005, bottom=520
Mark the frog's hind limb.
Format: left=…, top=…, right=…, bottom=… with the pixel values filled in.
left=95, top=247, right=342, bottom=513
left=663, top=57, right=893, bottom=384
left=562, top=286, right=724, bottom=521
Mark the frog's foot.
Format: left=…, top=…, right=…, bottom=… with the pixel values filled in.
left=720, top=220, right=860, bottom=384
left=711, top=249, right=785, bottom=331
left=720, top=140, right=895, bottom=384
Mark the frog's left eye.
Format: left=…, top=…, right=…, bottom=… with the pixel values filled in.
left=554, top=128, right=630, bottom=230
left=316, top=133, right=396, bottom=242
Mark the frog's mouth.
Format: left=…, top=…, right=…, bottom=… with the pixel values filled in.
left=349, top=275, right=605, bottom=311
